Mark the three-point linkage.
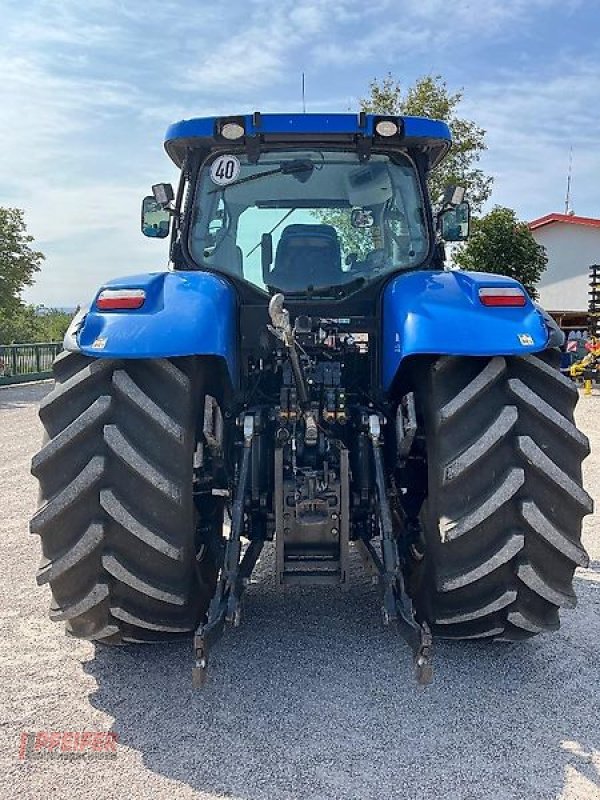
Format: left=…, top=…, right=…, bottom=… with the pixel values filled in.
left=192, top=295, right=433, bottom=688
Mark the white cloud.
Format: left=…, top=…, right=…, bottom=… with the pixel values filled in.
left=182, top=1, right=327, bottom=91
left=460, top=55, right=600, bottom=219
left=0, top=2, right=176, bottom=306
left=180, top=0, right=398, bottom=93
left=316, top=0, right=580, bottom=66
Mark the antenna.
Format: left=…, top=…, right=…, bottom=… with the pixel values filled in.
left=301, top=72, right=306, bottom=113
left=564, top=146, right=573, bottom=215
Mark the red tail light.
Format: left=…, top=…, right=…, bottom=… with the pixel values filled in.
left=478, top=287, right=527, bottom=307
left=96, top=289, right=146, bottom=310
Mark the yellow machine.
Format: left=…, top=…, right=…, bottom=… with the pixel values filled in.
left=570, top=337, right=600, bottom=394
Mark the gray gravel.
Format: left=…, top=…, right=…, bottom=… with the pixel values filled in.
left=1, top=381, right=599, bottom=800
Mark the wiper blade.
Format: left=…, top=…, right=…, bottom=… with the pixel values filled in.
left=209, top=160, right=314, bottom=193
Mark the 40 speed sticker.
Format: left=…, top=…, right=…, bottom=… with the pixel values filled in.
left=210, top=154, right=241, bottom=186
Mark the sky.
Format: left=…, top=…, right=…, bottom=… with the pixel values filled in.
left=1, top=0, right=599, bottom=307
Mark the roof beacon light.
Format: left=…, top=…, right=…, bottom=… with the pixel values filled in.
left=478, top=287, right=527, bottom=307
left=375, top=119, right=399, bottom=137
left=96, top=289, right=146, bottom=311
left=220, top=121, right=245, bottom=140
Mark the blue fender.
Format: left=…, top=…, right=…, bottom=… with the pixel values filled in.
left=382, top=270, right=551, bottom=389
left=71, top=271, right=237, bottom=383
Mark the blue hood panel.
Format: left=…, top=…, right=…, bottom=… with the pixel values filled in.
left=382, top=270, right=549, bottom=389
left=77, top=271, right=237, bottom=382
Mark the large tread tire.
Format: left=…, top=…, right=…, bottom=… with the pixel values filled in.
left=30, top=352, right=218, bottom=644
left=416, top=351, right=593, bottom=641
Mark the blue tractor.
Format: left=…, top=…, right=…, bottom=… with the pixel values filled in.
left=31, top=113, right=592, bottom=684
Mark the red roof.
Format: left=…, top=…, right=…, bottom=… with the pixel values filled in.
left=529, top=212, right=600, bottom=230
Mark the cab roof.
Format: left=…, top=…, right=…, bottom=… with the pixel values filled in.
left=164, top=112, right=451, bottom=171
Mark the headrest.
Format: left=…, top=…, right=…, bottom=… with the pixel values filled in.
left=275, top=224, right=340, bottom=264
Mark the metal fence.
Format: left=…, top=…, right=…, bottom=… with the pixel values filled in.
left=0, top=343, right=62, bottom=385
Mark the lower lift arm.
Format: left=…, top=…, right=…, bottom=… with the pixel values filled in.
left=367, top=414, right=433, bottom=685
left=192, top=414, right=263, bottom=687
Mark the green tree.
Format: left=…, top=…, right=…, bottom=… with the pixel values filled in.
left=0, top=306, right=40, bottom=344
left=36, top=308, right=73, bottom=342
left=360, top=74, right=492, bottom=210
left=0, top=208, right=44, bottom=314
left=0, top=208, right=49, bottom=344
left=0, top=306, right=73, bottom=345
left=453, top=206, right=547, bottom=298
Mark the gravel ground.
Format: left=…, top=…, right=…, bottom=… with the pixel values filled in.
left=1, top=381, right=598, bottom=800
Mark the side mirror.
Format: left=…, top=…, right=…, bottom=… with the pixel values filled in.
left=141, top=196, right=170, bottom=239
left=440, top=201, right=470, bottom=242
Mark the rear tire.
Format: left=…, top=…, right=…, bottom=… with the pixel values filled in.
left=30, top=352, right=219, bottom=644
left=415, top=351, right=592, bottom=640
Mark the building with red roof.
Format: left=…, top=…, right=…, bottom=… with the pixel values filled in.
left=529, top=213, right=600, bottom=319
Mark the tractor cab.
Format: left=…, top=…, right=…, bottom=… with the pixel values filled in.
left=143, top=113, right=466, bottom=301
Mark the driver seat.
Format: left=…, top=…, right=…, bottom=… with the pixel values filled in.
left=269, top=224, right=342, bottom=291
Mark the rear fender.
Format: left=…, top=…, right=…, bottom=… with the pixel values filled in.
left=382, top=270, right=553, bottom=389
left=68, top=271, right=237, bottom=384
